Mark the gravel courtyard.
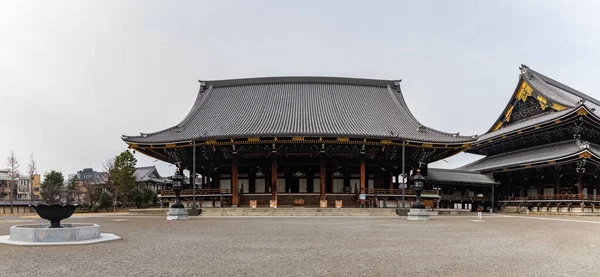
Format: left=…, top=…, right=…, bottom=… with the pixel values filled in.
left=1, top=214, right=599, bottom=277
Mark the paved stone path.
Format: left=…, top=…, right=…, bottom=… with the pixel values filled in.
left=0, top=214, right=598, bottom=277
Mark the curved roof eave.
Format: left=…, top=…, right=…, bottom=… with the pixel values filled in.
left=123, top=76, right=477, bottom=145
left=460, top=139, right=600, bottom=172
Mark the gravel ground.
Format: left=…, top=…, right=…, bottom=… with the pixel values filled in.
left=1, top=214, right=599, bottom=277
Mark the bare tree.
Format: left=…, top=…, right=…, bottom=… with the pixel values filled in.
left=82, top=180, right=102, bottom=208
left=28, top=153, right=37, bottom=205
left=6, top=151, right=20, bottom=214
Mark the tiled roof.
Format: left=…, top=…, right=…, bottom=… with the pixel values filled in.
left=482, top=66, right=600, bottom=139
left=524, top=67, right=600, bottom=108
left=459, top=139, right=596, bottom=172
left=427, top=168, right=497, bottom=185
left=123, top=77, right=474, bottom=144
left=134, top=166, right=161, bottom=182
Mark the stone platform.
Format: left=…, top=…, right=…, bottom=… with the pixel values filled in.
left=166, top=208, right=189, bottom=220
left=131, top=208, right=424, bottom=216
left=130, top=207, right=447, bottom=216
left=0, top=223, right=121, bottom=246
left=407, top=208, right=430, bottom=221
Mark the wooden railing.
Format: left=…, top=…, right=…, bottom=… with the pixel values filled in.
left=503, top=194, right=600, bottom=201
left=366, top=189, right=413, bottom=195
left=365, top=189, right=439, bottom=195
left=440, top=195, right=490, bottom=201
left=160, top=189, right=231, bottom=196
left=160, top=188, right=444, bottom=196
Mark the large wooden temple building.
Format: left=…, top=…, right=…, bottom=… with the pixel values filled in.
left=122, top=65, right=600, bottom=212
left=461, top=65, right=600, bottom=212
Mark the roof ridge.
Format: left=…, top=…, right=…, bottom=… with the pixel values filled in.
left=201, top=76, right=396, bottom=88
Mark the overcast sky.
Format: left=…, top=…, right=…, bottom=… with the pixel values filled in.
left=2, top=0, right=600, bottom=178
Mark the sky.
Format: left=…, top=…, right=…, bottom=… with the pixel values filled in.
left=2, top=0, right=600, bottom=178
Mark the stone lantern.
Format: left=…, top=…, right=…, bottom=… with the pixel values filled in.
left=167, top=168, right=189, bottom=220
left=407, top=169, right=429, bottom=221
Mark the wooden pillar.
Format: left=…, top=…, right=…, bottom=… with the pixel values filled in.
left=360, top=159, right=366, bottom=194
left=231, top=155, right=239, bottom=207
left=578, top=174, right=584, bottom=199
left=320, top=155, right=326, bottom=200
left=271, top=154, right=278, bottom=201
left=388, top=166, right=394, bottom=191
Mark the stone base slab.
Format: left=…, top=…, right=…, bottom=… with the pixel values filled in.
left=407, top=208, right=430, bottom=221
left=167, top=208, right=189, bottom=220
left=0, top=233, right=120, bottom=246
left=9, top=223, right=101, bottom=243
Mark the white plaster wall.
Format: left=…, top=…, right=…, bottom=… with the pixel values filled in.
left=299, top=179, right=307, bottom=193
left=277, top=179, right=285, bottom=193
left=333, top=179, right=344, bottom=193
left=239, top=179, right=249, bottom=193
left=255, top=179, right=266, bottom=193
left=313, top=179, right=320, bottom=192
left=220, top=180, right=231, bottom=190
left=350, top=179, right=359, bottom=192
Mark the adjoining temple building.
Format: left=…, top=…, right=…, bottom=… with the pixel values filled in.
left=123, top=77, right=496, bottom=209
left=461, top=65, right=600, bottom=213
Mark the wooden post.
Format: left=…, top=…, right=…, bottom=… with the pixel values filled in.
left=320, top=155, right=326, bottom=200
left=578, top=174, right=584, bottom=200
left=271, top=154, right=278, bottom=201
left=231, top=155, right=239, bottom=207
left=388, top=165, right=394, bottom=192
left=360, top=159, right=366, bottom=195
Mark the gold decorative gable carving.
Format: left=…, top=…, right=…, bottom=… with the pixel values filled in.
left=492, top=80, right=568, bottom=131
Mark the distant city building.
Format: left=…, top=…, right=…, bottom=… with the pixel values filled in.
left=0, top=168, right=41, bottom=201
left=69, top=168, right=107, bottom=184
